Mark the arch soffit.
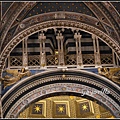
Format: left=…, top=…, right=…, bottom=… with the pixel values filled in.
left=1, top=2, right=29, bottom=48
left=84, top=2, right=120, bottom=41
left=2, top=69, right=120, bottom=118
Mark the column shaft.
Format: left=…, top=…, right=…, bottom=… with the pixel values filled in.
left=23, top=38, right=28, bottom=67
left=92, top=35, right=101, bottom=67
left=74, top=32, right=82, bottom=67
left=39, top=33, right=46, bottom=67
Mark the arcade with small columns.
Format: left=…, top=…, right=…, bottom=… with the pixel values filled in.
left=1, top=2, right=120, bottom=118
left=5, top=27, right=120, bottom=70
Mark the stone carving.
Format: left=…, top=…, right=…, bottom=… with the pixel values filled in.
left=0, top=68, right=31, bottom=88
left=98, top=67, right=120, bottom=84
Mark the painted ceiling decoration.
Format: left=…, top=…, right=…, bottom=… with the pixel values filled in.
left=1, top=2, right=120, bottom=47
left=0, top=1, right=120, bottom=119
left=18, top=96, right=114, bottom=118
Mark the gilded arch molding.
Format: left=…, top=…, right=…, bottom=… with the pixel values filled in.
left=1, top=18, right=120, bottom=75
left=1, top=69, right=120, bottom=118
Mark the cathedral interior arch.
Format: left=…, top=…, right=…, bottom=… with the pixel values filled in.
left=0, top=1, right=120, bottom=118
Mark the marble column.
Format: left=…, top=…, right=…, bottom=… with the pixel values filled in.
left=22, top=37, right=28, bottom=67
left=112, top=50, right=116, bottom=67
left=56, top=32, right=64, bottom=66
left=74, top=32, right=82, bottom=67
left=92, top=34, right=101, bottom=67
left=38, top=32, right=46, bottom=67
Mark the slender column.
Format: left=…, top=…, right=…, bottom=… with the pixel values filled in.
left=74, top=32, right=82, bottom=67
left=116, top=54, right=119, bottom=66
left=22, top=37, right=28, bottom=67
left=78, top=32, right=82, bottom=66
left=75, top=33, right=79, bottom=55
left=38, top=32, right=46, bottom=67
left=57, top=34, right=60, bottom=56
left=112, top=50, right=116, bottom=67
left=39, top=38, right=42, bottom=66
left=22, top=39, right=25, bottom=54
left=96, top=37, right=101, bottom=66
left=56, top=33, right=61, bottom=65
left=25, top=37, right=28, bottom=55
left=8, top=55, right=10, bottom=68
left=60, top=33, right=64, bottom=53
left=113, top=52, right=120, bottom=67
left=56, top=32, right=64, bottom=65
left=43, top=39, right=46, bottom=54
left=60, top=33, right=64, bottom=65
left=92, top=34, right=101, bottom=67
left=42, top=37, right=46, bottom=67
left=39, top=35, right=42, bottom=54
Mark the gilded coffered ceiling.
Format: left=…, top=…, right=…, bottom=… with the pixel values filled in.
left=18, top=95, right=114, bottom=118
